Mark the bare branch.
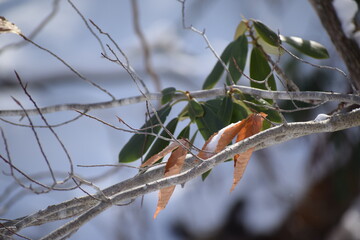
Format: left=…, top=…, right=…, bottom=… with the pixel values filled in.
left=0, top=112, right=85, bottom=128
left=18, top=34, right=115, bottom=100
left=177, top=0, right=235, bottom=85
left=2, top=108, right=360, bottom=238
left=14, top=72, right=74, bottom=184
left=1, top=86, right=359, bottom=117
left=67, top=0, right=107, bottom=55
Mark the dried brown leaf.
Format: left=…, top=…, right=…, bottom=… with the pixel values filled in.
left=154, top=139, right=189, bottom=219
left=198, top=119, right=247, bottom=159
left=140, top=141, right=179, bottom=168
left=231, top=112, right=267, bottom=192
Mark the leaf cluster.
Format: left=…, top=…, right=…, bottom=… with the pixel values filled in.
left=117, top=18, right=330, bottom=217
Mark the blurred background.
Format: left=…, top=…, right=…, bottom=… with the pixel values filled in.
left=0, top=0, right=359, bottom=239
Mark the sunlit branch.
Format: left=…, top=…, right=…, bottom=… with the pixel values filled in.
left=1, top=86, right=359, bottom=117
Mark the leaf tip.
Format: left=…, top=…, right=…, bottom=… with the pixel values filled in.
left=153, top=207, right=162, bottom=219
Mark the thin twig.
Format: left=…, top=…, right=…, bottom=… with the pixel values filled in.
left=0, top=111, right=85, bottom=128
left=67, top=0, right=107, bottom=55
left=11, top=96, right=57, bottom=187
left=89, top=19, right=130, bottom=66
left=281, top=45, right=357, bottom=92
left=0, top=222, right=32, bottom=240
left=0, top=154, right=51, bottom=192
left=77, top=164, right=140, bottom=169
left=15, top=72, right=74, bottom=183
left=19, top=34, right=115, bottom=100
left=74, top=110, right=174, bottom=142
left=177, top=0, right=235, bottom=85
left=72, top=176, right=109, bottom=203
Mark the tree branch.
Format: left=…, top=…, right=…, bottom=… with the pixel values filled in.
left=1, top=86, right=359, bottom=117
left=2, top=107, right=360, bottom=239
left=309, top=0, right=360, bottom=90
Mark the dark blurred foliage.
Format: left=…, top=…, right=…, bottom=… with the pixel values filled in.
left=171, top=55, right=360, bottom=240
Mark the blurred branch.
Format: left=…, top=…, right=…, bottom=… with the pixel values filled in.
left=131, top=0, right=161, bottom=92
left=309, top=0, right=360, bottom=91
left=1, top=86, right=359, bottom=117
left=2, top=107, right=360, bottom=238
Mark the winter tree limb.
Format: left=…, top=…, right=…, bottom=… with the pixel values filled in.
left=2, top=107, right=360, bottom=239
left=1, top=86, right=359, bottom=117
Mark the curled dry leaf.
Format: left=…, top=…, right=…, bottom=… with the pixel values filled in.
left=141, top=141, right=179, bottom=168
left=0, top=16, right=22, bottom=35
left=149, top=113, right=266, bottom=218
left=153, top=139, right=189, bottom=218
left=231, top=112, right=267, bottom=192
left=198, top=115, right=250, bottom=159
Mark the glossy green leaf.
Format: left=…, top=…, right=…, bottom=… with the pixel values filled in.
left=228, top=34, right=248, bottom=84
left=252, top=19, right=280, bottom=47
left=195, top=102, right=224, bottom=140
left=143, top=118, right=178, bottom=162
left=161, top=87, right=176, bottom=105
left=188, top=99, right=204, bottom=121
left=250, top=47, right=277, bottom=102
left=202, top=41, right=235, bottom=89
left=218, top=95, right=234, bottom=125
left=281, top=36, right=329, bottom=59
left=119, top=105, right=171, bottom=163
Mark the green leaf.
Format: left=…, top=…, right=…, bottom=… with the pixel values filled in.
left=202, top=41, right=235, bottom=89
left=281, top=36, right=329, bottom=59
left=143, top=117, right=178, bottom=162
left=218, top=95, right=234, bottom=125
left=231, top=97, right=250, bottom=123
left=252, top=19, right=280, bottom=47
left=188, top=99, right=204, bottom=121
left=203, top=98, right=222, bottom=113
left=177, top=125, right=190, bottom=139
left=202, top=170, right=212, bottom=181
left=178, top=105, right=190, bottom=121
left=244, top=95, right=282, bottom=124
left=250, top=47, right=277, bottom=101
left=195, top=102, right=224, bottom=140
left=190, top=129, right=198, bottom=144
left=161, top=87, right=176, bottom=105
left=228, top=34, right=248, bottom=84
left=118, top=105, right=172, bottom=163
